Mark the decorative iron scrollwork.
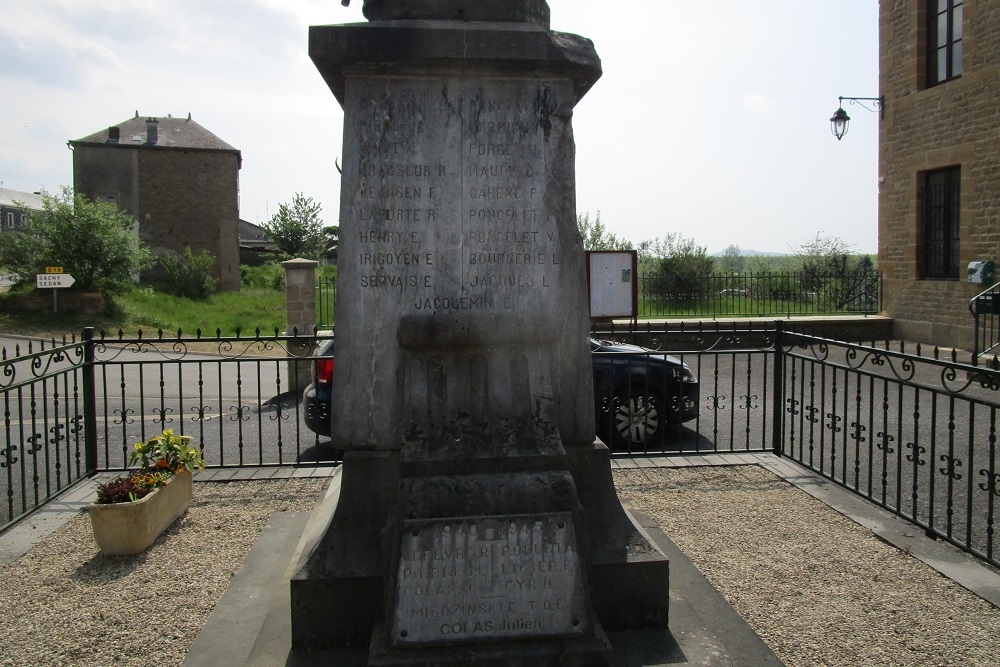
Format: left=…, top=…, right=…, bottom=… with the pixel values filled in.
left=230, top=405, right=251, bottom=422
left=850, top=422, right=867, bottom=444
left=826, top=412, right=842, bottom=433
left=876, top=431, right=895, bottom=454
left=979, top=469, right=1000, bottom=496
left=0, top=443, right=17, bottom=468
left=905, top=442, right=926, bottom=466
left=940, top=454, right=963, bottom=480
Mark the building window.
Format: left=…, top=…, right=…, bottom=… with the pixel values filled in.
left=928, top=0, right=963, bottom=86
left=922, top=166, right=961, bottom=280
left=20, top=214, right=27, bottom=226
left=5, top=213, right=12, bottom=229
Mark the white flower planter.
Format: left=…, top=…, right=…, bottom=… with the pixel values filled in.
left=87, top=471, right=193, bottom=555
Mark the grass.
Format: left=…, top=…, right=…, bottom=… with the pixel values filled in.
left=120, top=286, right=287, bottom=337
left=0, top=284, right=288, bottom=341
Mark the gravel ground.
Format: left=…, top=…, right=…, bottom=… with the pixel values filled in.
left=614, top=465, right=1000, bottom=667
left=0, top=478, right=328, bottom=667
left=1, top=467, right=999, bottom=666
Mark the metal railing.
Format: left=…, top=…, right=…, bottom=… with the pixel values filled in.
left=970, top=281, right=1000, bottom=365
left=314, top=271, right=882, bottom=327
left=317, top=278, right=337, bottom=329
left=1, top=327, right=336, bottom=532
left=589, top=323, right=1000, bottom=568
left=635, top=269, right=881, bottom=318
left=779, top=332, right=1000, bottom=567
left=5, top=320, right=1000, bottom=571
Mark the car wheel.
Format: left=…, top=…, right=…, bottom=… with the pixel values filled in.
left=609, top=390, right=663, bottom=450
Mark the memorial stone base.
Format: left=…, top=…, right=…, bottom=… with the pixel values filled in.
left=290, top=14, right=669, bottom=664
left=290, top=445, right=669, bottom=664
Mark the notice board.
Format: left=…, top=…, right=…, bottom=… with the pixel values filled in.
left=586, top=250, right=637, bottom=320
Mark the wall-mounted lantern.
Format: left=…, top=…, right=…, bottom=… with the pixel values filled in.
left=830, top=96, right=885, bottom=140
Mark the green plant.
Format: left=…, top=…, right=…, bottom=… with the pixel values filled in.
left=159, top=247, right=217, bottom=300
left=95, top=429, right=204, bottom=505
left=263, top=193, right=325, bottom=258
left=240, top=262, right=285, bottom=290
left=95, top=475, right=151, bottom=504
left=129, top=428, right=205, bottom=474
left=0, top=187, right=152, bottom=295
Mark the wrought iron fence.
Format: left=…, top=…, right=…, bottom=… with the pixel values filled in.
left=590, top=322, right=777, bottom=456
left=970, top=281, right=1000, bottom=365
left=5, top=319, right=1000, bottom=571
left=589, top=322, right=1000, bottom=569
left=779, top=331, right=1000, bottom=568
left=635, top=269, right=881, bottom=318
left=314, top=271, right=881, bottom=327
left=1, top=327, right=336, bottom=532
left=317, top=277, right=337, bottom=329
left=1, top=336, right=91, bottom=533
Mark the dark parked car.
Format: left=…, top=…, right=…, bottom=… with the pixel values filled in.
left=303, top=338, right=699, bottom=450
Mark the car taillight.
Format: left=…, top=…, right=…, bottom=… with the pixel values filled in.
left=316, top=357, right=334, bottom=385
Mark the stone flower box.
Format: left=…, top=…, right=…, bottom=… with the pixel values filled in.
left=87, top=471, right=193, bottom=556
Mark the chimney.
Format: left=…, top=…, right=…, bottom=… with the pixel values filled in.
left=108, top=126, right=120, bottom=143
left=146, top=118, right=158, bottom=145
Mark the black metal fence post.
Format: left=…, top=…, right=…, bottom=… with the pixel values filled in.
left=771, top=320, right=785, bottom=456
left=82, top=327, right=98, bottom=474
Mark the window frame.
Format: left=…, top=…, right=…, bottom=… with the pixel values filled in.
left=927, top=0, right=964, bottom=87
left=5, top=212, right=13, bottom=229
left=921, top=166, right=961, bottom=280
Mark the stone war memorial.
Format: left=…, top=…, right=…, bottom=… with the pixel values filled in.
left=291, top=1, right=671, bottom=663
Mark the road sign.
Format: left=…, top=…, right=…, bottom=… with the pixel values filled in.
left=36, top=273, right=76, bottom=289
left=45, top=266, right=64, bottom=274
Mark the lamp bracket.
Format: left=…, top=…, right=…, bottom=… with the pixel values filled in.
left=839, top=95, right=885, bottom=119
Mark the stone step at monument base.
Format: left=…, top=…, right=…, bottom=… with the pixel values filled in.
left=367, top=620, right=613, bottom=667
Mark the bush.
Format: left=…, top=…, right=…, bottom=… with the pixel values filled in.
left=0, top=188, right=151, bottom=295
left=159, top=247, right=217, bottom=300
left=240, top=262, right=285, bottom=290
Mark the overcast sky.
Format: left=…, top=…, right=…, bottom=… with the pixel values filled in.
left=0, top=0, right=879, bottom=255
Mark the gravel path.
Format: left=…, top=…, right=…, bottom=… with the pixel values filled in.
left=614, top=465, right=1000, bottom=667
left=1, top=467, right=998, bottom=666
left=0, top=478, right=328, bottom=667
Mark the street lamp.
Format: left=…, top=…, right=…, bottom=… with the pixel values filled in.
left=830, top=95, right=885, bottom=140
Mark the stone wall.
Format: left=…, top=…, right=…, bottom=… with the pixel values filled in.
left=73, top=145, right=241, bottom=291
left=138, top=149, right=241, bottom=291
left=879, top=0, right=1000, bottom=350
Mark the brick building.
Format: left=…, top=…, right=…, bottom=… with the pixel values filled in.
left=879, top=0, right=1000, bottom=349
left=69, top=113, right=242, bottom=291
left=0, top=187, right=43, bottom=233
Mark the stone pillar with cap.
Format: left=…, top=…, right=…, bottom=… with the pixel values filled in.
left=290, top=4, right=669, bottom=663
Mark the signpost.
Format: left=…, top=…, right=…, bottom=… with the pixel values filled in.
left=35, top=268, right=76, bottom=312
left=36, top=273, right=76, bottom=289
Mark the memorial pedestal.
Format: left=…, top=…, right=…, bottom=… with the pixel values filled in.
left=291, top=14, right=668, bottom=665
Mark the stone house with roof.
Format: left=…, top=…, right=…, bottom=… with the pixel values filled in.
left=69, top=113, right=242, bottom=291
left=0, top=187, right=43, bottom=234
left=878, top=0, right=1000, bottom=349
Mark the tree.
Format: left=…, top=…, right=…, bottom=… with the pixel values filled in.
left=0, top=187, right=151, bottom=295
left=639, top=233, right=715, bottom=303
left=793, top=233, right=876, bottom=309
left=717, top=244, right=746, bottom=274
left=577, top=211, right=632, bottom=251
left=263, top=193, right=325, bottom=258
left=322, top=225, right=340, bottom=263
